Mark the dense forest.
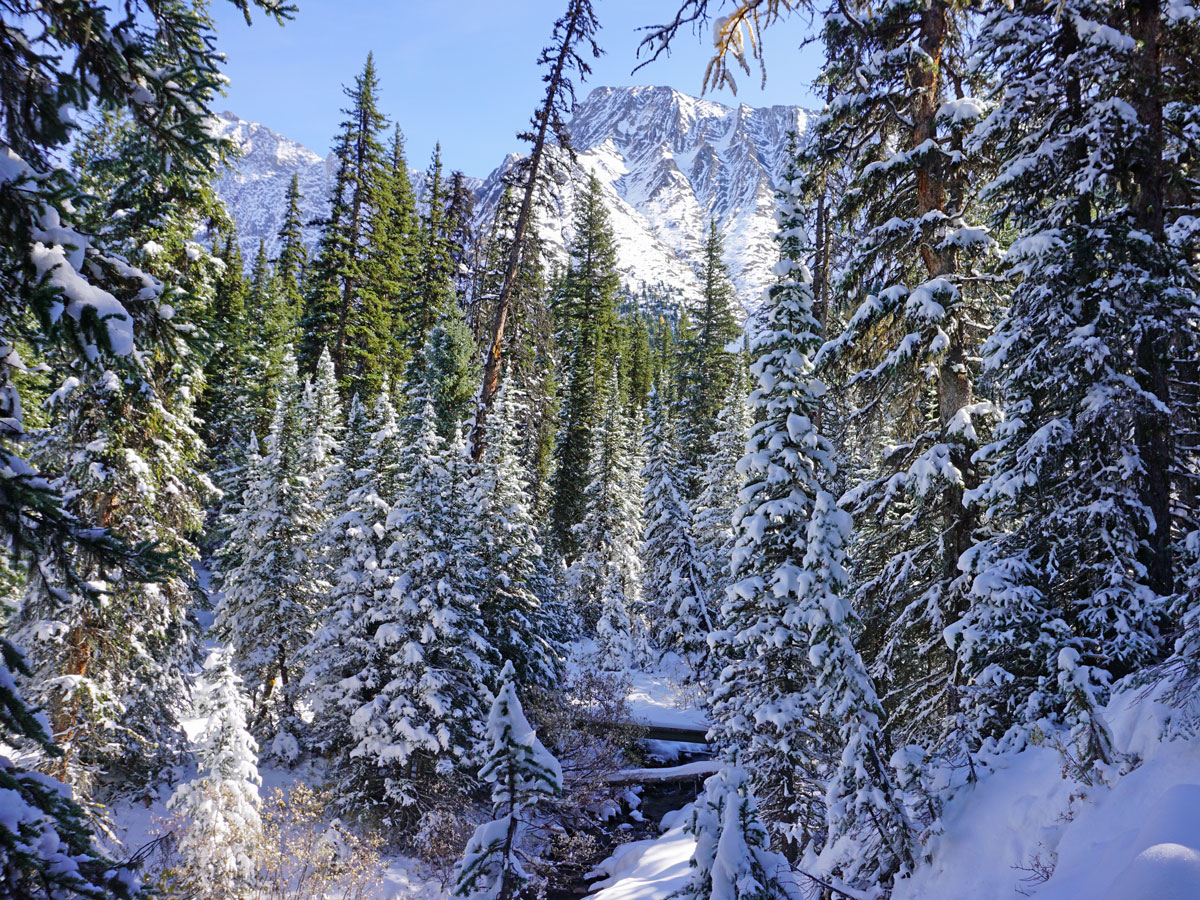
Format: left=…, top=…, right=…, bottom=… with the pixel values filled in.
left=1, top=0, right=1198, bottom=899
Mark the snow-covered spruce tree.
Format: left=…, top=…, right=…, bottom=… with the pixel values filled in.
left=0, top=638, right=136, bottom=899
left=344, top=388, right=493, bottom=811
left=713, top=214, right=916, bottom=883
left=453, top=660, right=562, bottom=900
left=0, top=0, right=288, bottom=892
left=641, top=388, right=713, bottom=670
left=295, top=346, right=345, bottom=618
left=15, top=100, right=236, bottom=803
left=710, top=232, right=835, bottom=848
left=16, top=339, right=213, bottom=805
left=803, top=493, right=917, bottom=886
left=303, top=346, right=345, bottom=478
left=569, top=365, right=644, bottom=669
left=475, top=389, right=563, bottom=690
left=301, top=384, right=407, bottom=756
left=808, top=0, right=996, bottom=756
left=215, top=351, right=323, bottom=742
left=692, top=365, right=751, bottom=640
left=681, top=766, right=794, bottom=900
left=306, top=392, right=371, bottom=583
left=950, top=0, right=1197, bottom=759
left=167, top=648, right=262, bottom=900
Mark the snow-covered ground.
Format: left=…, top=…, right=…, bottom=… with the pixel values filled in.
left=588, top=808, right=697, bottom=900
left=583, top=679, right=1200, bottom=900
left=896, top=685, right=1200, bottom=900
left=626, top=669, right=711, bottom=733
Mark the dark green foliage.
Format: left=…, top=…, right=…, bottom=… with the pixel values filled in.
left=362, top=126, right=423, bottom=388
left=677, top=220, right=741, bottom=471
left=299, top=54, right=391, bottom=395
left=549, top=174, right=622, bottom=558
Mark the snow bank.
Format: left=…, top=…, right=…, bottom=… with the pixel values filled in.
left=896, top=685, right=1200, bottom=900
left=589, top=819, right=697, bottom=900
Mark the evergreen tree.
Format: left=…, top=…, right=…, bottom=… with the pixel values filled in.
left=414, top=145, right=458, bottom=335
left=453, top=661, right=563, bottom=900
left=678, top=219, right=741, bottom=471
left=712, top=202, right=917, bottom=880
left=446, top=171, right=477, bottom=303
left=199, top=229, right=251, bottom=488
left=204, top=240, right=295, bottom=513
left=344, top=387, right=493, bottom=808
left=303, top=346, right=345, bottom=477
left=710, top=243, right=832, bottom=849
left=300, top=54, right=390, bottom=390
left=952, top=0, right=1194, bottom=758
left=472, top=188, right=558, bottom=508
left=641, top=390, right=713, bottom=670
left=809, top=0, right=995, bottom=756
left=804, top=492, right=916, bottom=885
left=363, top=126, right=422, bottom=387
left=550, top=173, right=621, bottom=557
left=693, top=365, right=751, bottom=629
left=275, top=173, right=308, bottom=318
left=681, top=766, right=794, bottom=900
left=569, top=365, right=643, bottom=669
left=0, top=640, right=133, bottom=899
left=422, top=307, right=479, bottom=441
left=301, top=386, right=403, bottom=756
left=166, top=648, right=262, bottom=900
left=15, top=102, right=223, bottom=802
left=215, top=352, right=323, bottom=739
left=475, top=390, right=563, bottom=689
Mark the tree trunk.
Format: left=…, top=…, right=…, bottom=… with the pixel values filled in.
left=470, top=6, right=585, bottom=461
left=1128, top=0, right=1174, bottom=597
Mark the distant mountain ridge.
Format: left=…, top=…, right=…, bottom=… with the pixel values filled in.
left=213, top=85, right=812, bottom=312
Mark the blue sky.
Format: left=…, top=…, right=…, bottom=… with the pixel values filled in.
left=211, top=1, right=823, bottom=177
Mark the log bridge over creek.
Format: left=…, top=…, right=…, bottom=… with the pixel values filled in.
left=547, top=721, right=714, bottom=900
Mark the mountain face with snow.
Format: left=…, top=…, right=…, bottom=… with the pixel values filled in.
left=214, top=86, right=812, bottom=312
left=213, top=114, right=333, bottom=262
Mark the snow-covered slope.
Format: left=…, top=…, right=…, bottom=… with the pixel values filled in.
left=213, top=86, right=812, bottom=313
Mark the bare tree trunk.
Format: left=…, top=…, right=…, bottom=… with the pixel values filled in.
left=470, top=0, right=596, bottom=461
left=1128, top=0, right=1174, bottom=597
